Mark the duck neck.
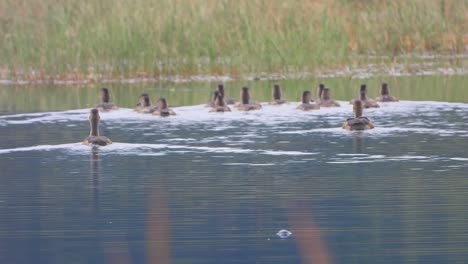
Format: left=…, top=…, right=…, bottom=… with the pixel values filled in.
left=318, top=87, right=324, bottom=100
left=355, top=108, right=363, bottom=118
left=241, top=91, right=250, bottom=104
left=102, top=94, right=110, bottom=103
left=90, top=118, right=99, bottom=136
left=144, top=98, right=151, bottom=107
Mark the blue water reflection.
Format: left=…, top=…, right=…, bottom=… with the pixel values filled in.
left=1, top=100, right=467, bottom=263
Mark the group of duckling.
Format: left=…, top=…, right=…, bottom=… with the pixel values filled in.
left=84, top=83, right=399, bottom=146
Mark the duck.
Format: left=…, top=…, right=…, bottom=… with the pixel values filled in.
left=83, top=109, right=112, bottom=146
left=152, top=98, right=176, bottom=116
left=342, top=100, right=375, bottom=130
left=210, top=93, right=231, bottom=112
left=319, top=88, right=340, bottom=107
left=375, top=83, right=399, bottom=102
left=136, top=93, right=158, bottom=113
left=350, top=84, right=380, bottom=108
left=269, top=84, right=287, bottom=105
left=95, top=88, right=118, bottom=111
left=297, top=91, right=320, bottom=111
left=237, top=87, right=262, bottom=111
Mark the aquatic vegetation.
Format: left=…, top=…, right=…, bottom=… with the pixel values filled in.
left=0, top=0, right=467, bottom=80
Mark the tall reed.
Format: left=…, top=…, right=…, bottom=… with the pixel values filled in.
left=0, top=0, right=466, bottom=78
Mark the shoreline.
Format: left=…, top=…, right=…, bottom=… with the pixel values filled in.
left=1, top=60, right=467, bottom=86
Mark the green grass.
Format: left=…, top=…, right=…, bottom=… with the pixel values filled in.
left=0, top=0, right=467, bottom=79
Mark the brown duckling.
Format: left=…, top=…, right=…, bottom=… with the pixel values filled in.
left=342, top=100, right=375, bottom=131
left=297, top=91, right=320, bottom=111
left=95, top=88, right=118, bottom=111
left=269, top=84, right=287, bottom=105
left=152, top=98, right=176, bottom=116
left=210, top=94, right=231, bottom=112
left=136, top=93, right=158, bottom=113
left=83, top=109, right=112, bottom=146
left=319, top=88, right=340, bottom=107
left=350, top=84, right=380, bottom=108
left=376, top=83, right=399, bottom=102
left=237, top=87, right=262, bottom=111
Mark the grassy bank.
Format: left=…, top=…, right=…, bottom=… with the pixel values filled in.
left=0, top=0, right=467, bottom=80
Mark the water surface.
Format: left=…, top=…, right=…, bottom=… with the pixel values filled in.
left=1, top=77, right=468, bottom=263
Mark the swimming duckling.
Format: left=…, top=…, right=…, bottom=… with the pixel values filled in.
left=237, top=87, right=262, bottom=111
left=376, top=83, right=399, bottom=102
left=218, top=84, right=237, bottom=105
left=297, top=91, right=320, bottom=111
left=350, top=84, right=380, bottom=108
left=83, top=109, right=112, bottom=146
left=153, top=98, right=176, bottom=116
left=210, top=94, right=231, bottom=112
left=342, top=100, right=375, bottom=131
left=319, top=88, right=340, bottom=107
left=269, top=84, right=287, bottom=105
left=95, top=88, right=118, bottom=111
left=315, top=83, right=325, bottom=103
left=136, top=93, right=158, bottom=113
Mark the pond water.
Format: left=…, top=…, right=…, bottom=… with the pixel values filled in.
left=1, top=75, right=468, bottom=264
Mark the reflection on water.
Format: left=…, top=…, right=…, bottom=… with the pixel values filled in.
left=0, top=89, right=468, bottom=263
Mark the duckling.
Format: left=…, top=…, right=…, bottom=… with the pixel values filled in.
left=319, top=88, right=340, bottom=107
left=210, top=94, right=231, bottom=112
left=95, top=88, right=118, bottom=111
left=269, top=84, right=287, bottom=105
left=342, top=100, right=375, bottom=131
left=376, top=83, right=399, bottom=102
left=350, top=84, right=380, bottom=108
left=152, top=98, right=176, bottom=116
left=83, top=109, right=112, bottom=146
left=218, top=84, right=237, bottom=105
left=297, top=91, right=320, bottom=111
left=136, top=93, right=158, bottom=113
left=237, top=87, right=262, bottom=111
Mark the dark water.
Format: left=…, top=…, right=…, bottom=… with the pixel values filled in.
left=1, top=77, right=468, bottom=264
